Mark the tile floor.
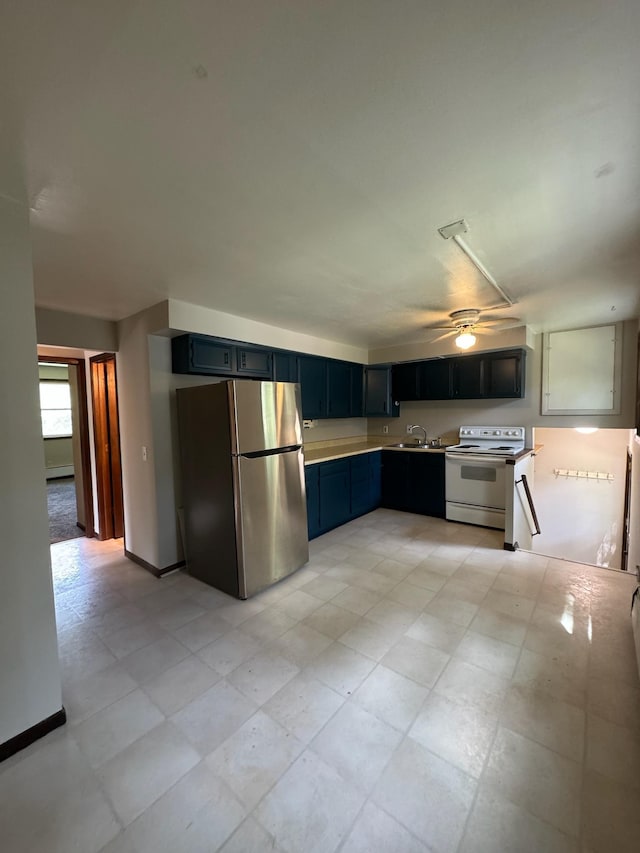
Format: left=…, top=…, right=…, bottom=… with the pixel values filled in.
left=2, top=510, right=640, bottom=852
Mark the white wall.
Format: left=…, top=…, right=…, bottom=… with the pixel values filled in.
left=532, top=428, right=630, bottom=568
left=0, top=194, right=62, bottom=745
left=168, top=299, right=367, bottom=364
left=36, top=308, right=118, bottom=353
left=116, top=303, right=169, bottom=567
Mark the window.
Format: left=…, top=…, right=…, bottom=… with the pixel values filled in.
left=39, top=381, right=72, bottom=437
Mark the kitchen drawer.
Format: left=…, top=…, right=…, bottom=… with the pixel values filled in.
left=319, top=459, right=349, bottom=478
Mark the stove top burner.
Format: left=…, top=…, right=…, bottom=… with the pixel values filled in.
left=449, top=426, right=526, bottom=457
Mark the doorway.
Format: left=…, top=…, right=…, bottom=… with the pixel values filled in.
left=90, top=354, right=124, bottom=540
left=530, top=427, right=633, bottom=569
left=39, top=357, right=94, bottom=543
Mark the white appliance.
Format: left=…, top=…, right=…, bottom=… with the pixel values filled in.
left=445, top=425, right=526, bottom=529
left=446, top=425, right=526, bottom=456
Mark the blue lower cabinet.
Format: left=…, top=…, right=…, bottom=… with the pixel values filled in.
left=350, top=459, right=371, bottom=518
left=381, top=450, right=445, bottom=518
left=350, top=453, right=381, bottom=517
left=305, top=452, right=383, bottom=540
left=368, top=451, right=382, bottom=509
left=319, top=460, right=350, bottom=532
left=304, top=464, right=321, bottom=540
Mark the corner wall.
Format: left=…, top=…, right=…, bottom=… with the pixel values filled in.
left=118, top=300, right=370, bottom=571
left=0, top=195, right=62, bottom=747
left=116, top=303, right=169, bottom=568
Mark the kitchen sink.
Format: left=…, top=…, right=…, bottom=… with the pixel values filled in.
left=387, top=442, right=429, bottom=449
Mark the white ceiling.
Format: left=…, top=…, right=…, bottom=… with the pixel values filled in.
left=2, top=0, right=640, bottom=347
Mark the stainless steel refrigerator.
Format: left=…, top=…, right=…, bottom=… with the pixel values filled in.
left=176, top=380, right=309, bottom=599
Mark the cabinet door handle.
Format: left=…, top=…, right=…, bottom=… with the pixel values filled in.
left=224, top=352, right=229, bottom=365
left=241, top=353, right=246, bottom=368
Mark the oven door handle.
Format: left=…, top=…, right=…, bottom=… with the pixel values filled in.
left=445, top=453, right=507, bottom=465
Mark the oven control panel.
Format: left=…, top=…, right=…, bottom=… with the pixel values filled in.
left=459, top=426, right=525, bottom=441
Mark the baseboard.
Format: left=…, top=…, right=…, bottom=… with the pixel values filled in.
left=124, top=549, right=186, bottom=578
left=504, top=541, right=519, bottom=552
left=0, top=707, right=67, bottom=763
left=45, top=466, right=74, bottom=481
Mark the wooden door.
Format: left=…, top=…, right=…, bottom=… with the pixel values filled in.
left=90, top=354, right=124, bottom=540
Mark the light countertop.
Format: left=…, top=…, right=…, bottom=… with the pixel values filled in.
left=303, top=439, right=538, bottom=465
left=303, top=440, right=448, bottom=465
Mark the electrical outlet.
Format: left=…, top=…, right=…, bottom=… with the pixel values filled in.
left=382, top=425, right=389, bottom=434
left=406, top=424, right=413, bottom=434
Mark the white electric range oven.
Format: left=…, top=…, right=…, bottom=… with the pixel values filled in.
left=445, top=426, right=526, bottom=529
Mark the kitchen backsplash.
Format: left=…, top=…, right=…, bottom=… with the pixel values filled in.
left=366, top=399, right=531, bottom=447
left=302, top=417, right=368, bottom=444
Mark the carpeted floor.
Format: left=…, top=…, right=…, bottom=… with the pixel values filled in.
left=47, top=477, right=84, bottom=544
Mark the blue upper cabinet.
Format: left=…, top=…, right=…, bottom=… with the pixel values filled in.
left=392, top=362, right=421, bottom=401
left=326, top=361, right=351, bottom=418
left=364, top=366, right=400, bottom=417
left=350, top=364, right=364, bottom=416
left=235, top=347, right=273, bottom=379
left=175, top=335, right=235, bottom=375
left=419, top=359, right=452, bottom=399
left=484, top=350, right=525, bottom=397
left=273, top=352, right=300, bottom=383
left=299, top=356, right=327, bottom=419
left=452, top=354, right=483, bottom=399
left=300, top=356, right=365, bottom=420
left=391, top=349, right=525, bottom=401
left=172, top=334, right=273, bottom=379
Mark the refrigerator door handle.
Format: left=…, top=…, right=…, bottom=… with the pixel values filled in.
left=240, top=445, right=302, bottom=459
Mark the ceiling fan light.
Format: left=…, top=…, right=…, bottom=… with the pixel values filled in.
left=455, top=331, right=476, bottom=350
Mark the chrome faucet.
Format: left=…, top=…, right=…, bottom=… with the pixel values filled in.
left=410, top=424, right=427, bottom=445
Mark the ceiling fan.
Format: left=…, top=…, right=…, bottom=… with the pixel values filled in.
left=425, top=308, right=522, bottom=350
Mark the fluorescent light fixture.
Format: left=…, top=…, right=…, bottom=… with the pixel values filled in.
left=455, top=331, right=476, bottom=350
left=575, top=427, right=598, bottom=434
